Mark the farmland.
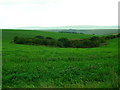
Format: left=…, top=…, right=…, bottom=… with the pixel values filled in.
left=2, top=29, right=119, bottom=88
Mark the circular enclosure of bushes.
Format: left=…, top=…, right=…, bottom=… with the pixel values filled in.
left=13, top=33, right=120, bottom=48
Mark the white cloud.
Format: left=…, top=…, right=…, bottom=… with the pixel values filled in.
left=0, top=0, right=119, bottom=28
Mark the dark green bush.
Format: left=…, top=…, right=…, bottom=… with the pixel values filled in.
left=13, top=36, right=105, bottom=48
left=58, top=38, right=71, bottom=47
left=105, top=35, right=118, bottom=39
left=13, top=33, right=120, bottom=48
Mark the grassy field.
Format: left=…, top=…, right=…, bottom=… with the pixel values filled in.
left=2, top=29, right=119, bottom=88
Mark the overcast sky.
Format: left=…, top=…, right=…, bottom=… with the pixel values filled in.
left=0, top=0, right=119, bottom=28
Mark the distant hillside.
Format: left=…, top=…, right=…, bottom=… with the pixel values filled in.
left=56, top=29, right=118, bottom=35
left=14, top=25, right=118, bottom=30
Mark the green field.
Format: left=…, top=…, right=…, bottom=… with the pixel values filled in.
left=2, top=29, right=119, bottom=88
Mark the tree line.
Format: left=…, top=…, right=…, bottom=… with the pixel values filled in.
left=13, top=33, right=120, bottom=48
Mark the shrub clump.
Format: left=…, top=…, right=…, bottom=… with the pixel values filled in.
left=13, top=33, right=120, bottom=48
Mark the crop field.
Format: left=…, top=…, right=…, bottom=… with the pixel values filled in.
left=2, top=29, right=119, bottom=88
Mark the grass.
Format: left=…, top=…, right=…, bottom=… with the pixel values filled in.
left=2, top=29, right=119, bottom=88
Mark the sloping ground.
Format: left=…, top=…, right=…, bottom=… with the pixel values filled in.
left=2, top=29, right=94, bottom=42
left=49, top=29, right=118, bottom=35
left=2, top=30, right=119, bottom=88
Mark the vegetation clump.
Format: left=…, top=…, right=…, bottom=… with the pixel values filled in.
left=13, top=33, right=120, bottom=48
